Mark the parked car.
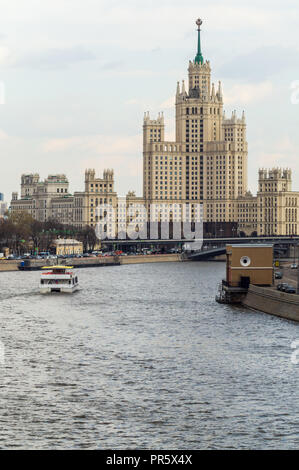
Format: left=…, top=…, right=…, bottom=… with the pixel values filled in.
left=291, top=263, right=298, bottom=269
left=285, top=285, right=296, bottom=294
left=274, top=271, right=283, bottom=279
left=281, top=283, right=291, bottom=292
left=277, top=283, right=289, bottom=291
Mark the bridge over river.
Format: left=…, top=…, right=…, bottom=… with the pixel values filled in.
left=187, top=236, right=299, bottom=260
left=103, top=236, right=299, bottom=260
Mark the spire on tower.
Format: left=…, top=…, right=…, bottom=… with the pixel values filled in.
left=176, top=81, right=180, bottom=96
left=217, top=81, right=223, bottom=100
left=182, top=80, right=186, bottom=94
left=194, top=18, right=204, bottom=65
left=211, top=82, right=215, bottom=99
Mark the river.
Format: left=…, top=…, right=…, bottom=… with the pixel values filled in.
left=0, top=261, right=298, bottom=449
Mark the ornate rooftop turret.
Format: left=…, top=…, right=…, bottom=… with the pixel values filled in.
left=143, top=111, right=164, bottom=125
left=85, top=168, right=95, bottom=181
left=103, top=169, right=114, bottom=180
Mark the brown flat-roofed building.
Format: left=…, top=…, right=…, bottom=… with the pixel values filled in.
left=226, top=244, right=273, bottom=288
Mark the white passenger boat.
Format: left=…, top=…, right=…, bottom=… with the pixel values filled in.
left=39, top=266, right=79, bottom=294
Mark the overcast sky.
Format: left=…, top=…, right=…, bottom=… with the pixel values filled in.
left=0, top=0, right=299, bottom=200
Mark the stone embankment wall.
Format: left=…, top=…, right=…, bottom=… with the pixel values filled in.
left=0, top=254, right=182, bottom=272
left=243, top=285, right=299, bottom=322
left=119, top=254, right=181, bottom=264
left=0, top=260, right=19, bottom=272
left=0, top=257, right=119, bottom=272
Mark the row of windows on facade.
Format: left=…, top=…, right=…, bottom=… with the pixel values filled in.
left=259, top=184, right=287, bottom=191
left=260, top=224, right=298, bottom=232
left=185, top=107, right=220, bottom=115
left=149, top=156, right=232, bottom=164
left=56, top=188, right=68, bottom=193
left=90, top=198, right=113, bottom=204
left=24, top=187, right=68, bottom=195
left=186, top=119, right=204, bottom=123
left=224, top=130, right=245, bottom=136
left=151, top=144, right=183, bottom=152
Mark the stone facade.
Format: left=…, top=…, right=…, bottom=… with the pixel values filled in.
left=236, top=168, right=299, bottom=237
left=78, top=169, right=118, bottom=232
left=257, top=168, right=299, bottom=236
left=10, top=174, right=74, bottom=224
left=143, top=19, right=248, bottom=228
left=10, top=169, right=119, bottom=231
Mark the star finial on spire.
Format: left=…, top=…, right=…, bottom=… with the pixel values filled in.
left=196, top=18, right=203, bottom=30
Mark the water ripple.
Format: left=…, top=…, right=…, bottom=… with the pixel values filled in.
left=0, top=262, right=298, bottom=449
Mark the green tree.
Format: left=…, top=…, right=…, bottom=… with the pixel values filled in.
left=78, top=225, right=97, bottom=252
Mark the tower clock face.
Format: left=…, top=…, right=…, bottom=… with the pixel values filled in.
left=240, top=256, right=251, bottom=267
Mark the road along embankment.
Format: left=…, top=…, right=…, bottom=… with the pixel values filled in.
left=243, top=284, right=299, bottom=322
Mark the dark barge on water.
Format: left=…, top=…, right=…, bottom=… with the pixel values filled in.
left=18, top=257, right=120, bottom=271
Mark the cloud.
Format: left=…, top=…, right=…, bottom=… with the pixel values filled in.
left=15, top=45, right=96, bottom=69
left=160, top=95, right=175, bottom=109
left=41, top=133, right=142, bottom=179
left=99, top=60, right=124, bottom=70
left=0, top=129, right=8, bottom=140
left=257, top=136, right=299, bottom=168
left=124, top=93, right=173, bottom=109
left=1, top=0, right=299, bottom=201
left=115, top=68, right=154, bottom=77
left=0, top=46, right=12, bottom=66
left=218, top=46, right=299, bottom=81
left=224, top=81, right=274, bottom=105
left=41, top=134, right=140, bottom=154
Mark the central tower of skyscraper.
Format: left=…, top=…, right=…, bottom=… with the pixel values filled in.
left=143, top=19, right=248, bottom=230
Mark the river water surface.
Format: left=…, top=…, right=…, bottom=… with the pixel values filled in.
left=0, top=261, right=298, bottom=449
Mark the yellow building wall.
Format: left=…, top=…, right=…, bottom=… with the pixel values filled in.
left=56, top=242, right=83, bottom=255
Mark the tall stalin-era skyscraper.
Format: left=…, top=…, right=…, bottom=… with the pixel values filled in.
left=143, top=19, right=248, bottom=232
